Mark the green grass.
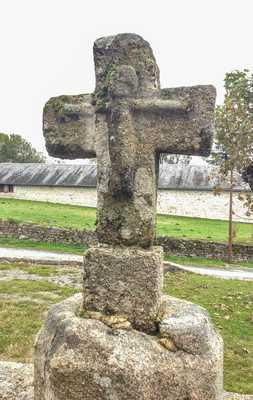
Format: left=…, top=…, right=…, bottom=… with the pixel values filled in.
left=164, top=272, right=253, bottom=394
left=0, top=279, right=78, bottom=297
left=0, top=277, right=79, bottom=362
left=0, top=300, right=49, bottom=362
left=157, top=213, right=253, bottom=244
left=22, top=265, right=77, bottom=277
left=0, top=198, right=96, bottom=230
left=1, top=198, right=253, bottom=244
left=0, top=263, right=76, bottom=277
left=0, top=236, right=86, bottom=255
left=165, top=255, right=253, bottom=269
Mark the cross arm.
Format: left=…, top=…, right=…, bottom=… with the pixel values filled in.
left=158, top=85, right=216, bottom=156
left=43, top=94, right=96, bottom=159
left=131, top=98, right=191, bottom=114
left=132, top=85, right=216, bottom=157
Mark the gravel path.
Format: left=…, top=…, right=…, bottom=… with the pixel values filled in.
left=1, top=247, right=253, bottom=280
left=164, top=261, right=253, bottom=281
left=0, top=247, right=83, bottom=265
left=0, top=263, right=82, bottom=289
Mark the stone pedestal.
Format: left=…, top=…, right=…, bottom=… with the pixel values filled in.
left=83, top=246, right=163, bottom=332
left=34, top=294, right=223, bottom=400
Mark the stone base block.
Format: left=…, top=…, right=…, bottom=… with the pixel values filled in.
left=83, top=246, right=163, bottom=332
left=34, top=294, right=223, bottom=400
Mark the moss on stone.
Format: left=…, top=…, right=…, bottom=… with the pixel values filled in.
left=44, top=95, right=70, bottom=117
left=94, top=63, right=118, bottom=111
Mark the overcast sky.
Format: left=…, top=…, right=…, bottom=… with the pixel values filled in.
left=1, top=0, right=253, bottom=160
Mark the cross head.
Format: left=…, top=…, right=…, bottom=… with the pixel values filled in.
left=43, top=33, right=216, bottom=247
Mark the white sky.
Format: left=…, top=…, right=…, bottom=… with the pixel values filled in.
left=1, top=0, right=253, bottom=159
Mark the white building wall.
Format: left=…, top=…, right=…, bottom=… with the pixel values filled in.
left=157, top=190, right=252, bottom=223
left=8, top=186, right=97, bottom=208
left=0, top=185, right=252, bottom=223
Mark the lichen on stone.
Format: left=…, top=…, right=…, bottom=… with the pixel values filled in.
left=94, top=63, right=118, bottom=111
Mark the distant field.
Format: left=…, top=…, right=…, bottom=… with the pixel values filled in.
left=1, top=198, right=253, bottom=244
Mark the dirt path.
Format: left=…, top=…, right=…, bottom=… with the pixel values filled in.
left=164, top=261, right=253, bottom=281
left=0, top=246, right=83, bottom=265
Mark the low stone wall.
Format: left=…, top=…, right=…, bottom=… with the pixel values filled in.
left=0, top=220, right=97, bottom=247
left=156, top=236, right=253, bottom=261
left=1, top=219, right=253, bottom=261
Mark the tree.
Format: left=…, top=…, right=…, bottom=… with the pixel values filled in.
left=0, top=133, right=46, bottom=163
left=203, top=144, right=226, bottom=166
left=214, top=69, right=253, bottom=262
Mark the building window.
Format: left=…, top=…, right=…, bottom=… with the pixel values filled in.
left=0, top=184, right=14, bottom=193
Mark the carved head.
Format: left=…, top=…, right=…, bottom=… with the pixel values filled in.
left=93, top=33, right=160, bottom=99
left=108, top=65, right=138, bottom=99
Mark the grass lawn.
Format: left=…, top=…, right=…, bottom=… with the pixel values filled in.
left=164, top=271, right=253, bottom=395
left=0, top=236, right=86, bottom=255
left=1, top=198, right=253, bottom=244
left=0, top=198, right=96, bottom=231
left=165, top=254, right=253, bottom=269
left=0, top=278, right=79, bottom=362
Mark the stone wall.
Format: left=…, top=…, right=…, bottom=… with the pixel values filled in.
left=156, top=236, right=253, bottom=261
left=0, top=220, right=97, bottom=247
left=0, top=186, right=252, bottom=223
left=1, top=219, right=253, bottom=261
left=0, top=186, right=97, bottom=208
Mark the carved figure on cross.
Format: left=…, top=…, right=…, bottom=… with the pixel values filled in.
left=43, top=33, right=216, bottom=247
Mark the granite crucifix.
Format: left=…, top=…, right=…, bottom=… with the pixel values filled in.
left=43, top=33, right=216, bottom=249
left=35, top=34, right=223, bottom=400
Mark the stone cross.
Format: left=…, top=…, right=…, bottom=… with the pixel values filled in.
left=35, top=36, right=223, bottom=400
left=44, top=33, right=216, bottom=247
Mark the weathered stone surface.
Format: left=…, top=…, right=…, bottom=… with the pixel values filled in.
left=159, top=296, right=222, bottom=355
left=93, top=34, right=160, bottom=100
left=34, top=293, right=223, bottom=400
left=0, top=361, right=249, bottom=400
left=43, top=33, right=216, bottom=247
left=83, top=246, right=163, bottom=332
left=43, top=94, right=96, bottom=159
left=0, top=362, right=34, bottom=400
